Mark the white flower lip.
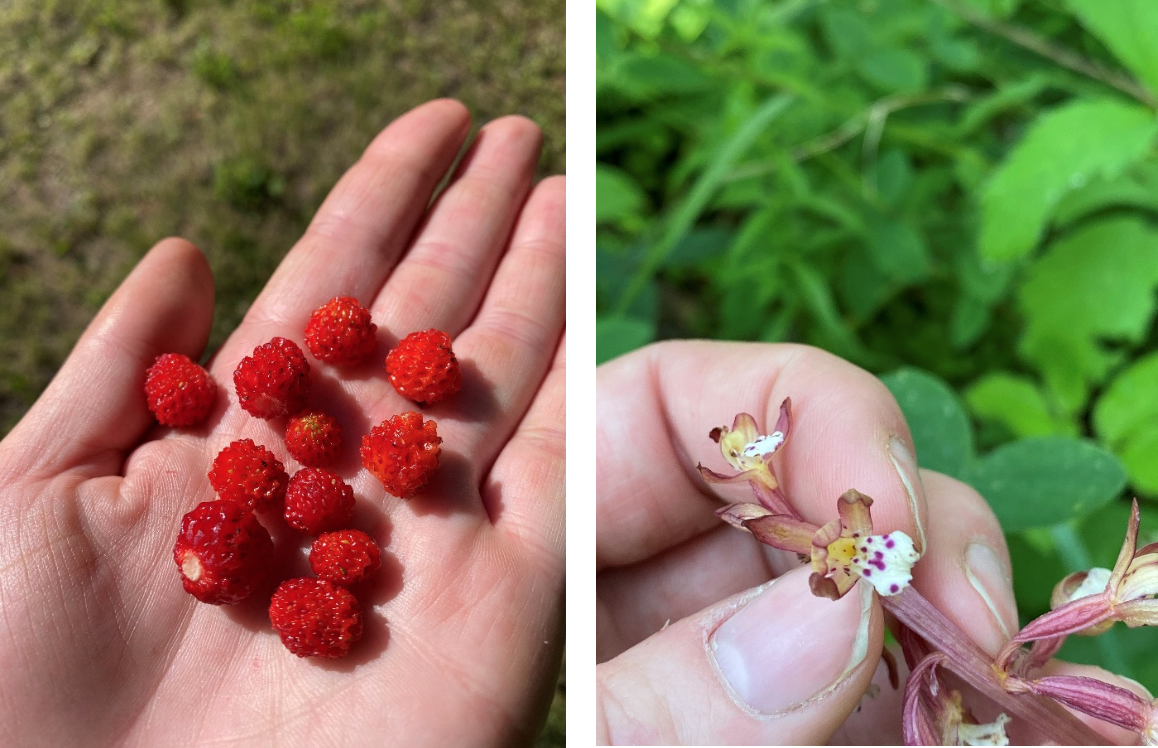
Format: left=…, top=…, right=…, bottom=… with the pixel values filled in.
left=741, top=431, right=785, bottom=458
left=849, top=531, right=920, bottom=596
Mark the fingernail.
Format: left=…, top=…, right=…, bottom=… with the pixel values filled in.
left=887, top=436, right=926, bottom=552
left=964, top=541, right=1017, bottom=655
left=708, top=569, right=872, bottom=715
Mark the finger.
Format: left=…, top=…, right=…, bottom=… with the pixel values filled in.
left=597, top=524, right=787, bottom=663
left=909, top=470, right=1018, bottom=657
left=598, top=469, right=1011, bottom=664
left=597, top=340, right=926, bottom=571
left=451, top=175, right=565, bottom=449
left=597, top=566, right=882, bottom=745
left=372, top=116, right=544, bottom=335
left=0, top=238, right=214, bottom=479
left=487, top=332, right=564, bottom=557
left=245, top=99, right=471, bottom=326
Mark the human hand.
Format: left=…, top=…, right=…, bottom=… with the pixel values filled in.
left=0, top=100, right=564, bottom=747
left=595, top=341, right=1140, bottom=745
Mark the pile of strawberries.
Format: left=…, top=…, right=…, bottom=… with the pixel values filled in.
left=143, top=296, right=461, bottom=658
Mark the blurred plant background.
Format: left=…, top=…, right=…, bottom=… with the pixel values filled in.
left=597, top=0, right=1158, bottom=689
left=0, top=0, right=563, bottom=743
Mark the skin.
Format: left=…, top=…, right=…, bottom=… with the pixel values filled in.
left=0, top=100, right=564, bottom=748
left=596, top=341, right=1143, bottom=745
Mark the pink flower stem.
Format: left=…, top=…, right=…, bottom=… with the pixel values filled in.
left=883, top=586, right=1105, bottom=745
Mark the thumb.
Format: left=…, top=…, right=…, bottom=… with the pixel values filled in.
left=596, top=565, right=883, bottom=745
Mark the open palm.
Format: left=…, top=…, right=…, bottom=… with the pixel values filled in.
left=0, top=100, right=565, bottom=748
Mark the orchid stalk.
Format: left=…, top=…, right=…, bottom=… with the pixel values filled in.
left=698, top=400, right=1153, bottom=745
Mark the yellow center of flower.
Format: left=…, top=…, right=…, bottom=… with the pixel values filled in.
left=826, top=537, right=858, bottom=566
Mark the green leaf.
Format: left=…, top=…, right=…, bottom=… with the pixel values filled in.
left=819, top=6, right=873, bottom=57
left=611, top=52, right=714, bottom=99
left=960, top=0, right=1022, bottom=19
left=1094, top=351, right=1158, bottom=445
left=880, top=367, right=973, bottom=479
left=1066, top=0, right=1158, bottom=99
left=1019, top=216, right=1158, bottom=410
left=616, top=93, right=795, bottom=314
left=964, top=437, right=1126, bottom=531
left=857, top=48, right=928, bottom=92
left=1052, top=163, right=1158, bottom=227
left=965, top=372, right=1075, bottom=438
left=865, top=215, right=930, bottom=285
left=596, top=315, right=654, bottom=364
left=979, top=99, right=1158, bottom=261
left=1093, top=352, right=1158, bottom=496
left=596, top=165, right=648, bottom=225
left=1118, top=425, right=1158, bottom=496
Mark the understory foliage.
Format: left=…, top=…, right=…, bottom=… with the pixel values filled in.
left=596, top=0, right=1158, bottom=689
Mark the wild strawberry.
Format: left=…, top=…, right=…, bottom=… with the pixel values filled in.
left=269, top=578, right=363, bottom=658
left=233, top=337, right=311, bottom=419
left=305, top=296, right=377, bottom=366
left=284, top=467, right=355, bottom=534
left=310, top=530, right=381, bottom=586
left=144, top=353, right=216, bottom=427
left=285, top=410, right=343, bottom=468
left=360, top=412, right=441, bottom=498
left=173, top=500, right=274, bottom=605
left=208, top=439, right=289, bottom=513
left=385, top=329, right=461, bottom=404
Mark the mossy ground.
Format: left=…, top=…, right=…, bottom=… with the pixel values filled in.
left=0, top=0, right=564, bottom=742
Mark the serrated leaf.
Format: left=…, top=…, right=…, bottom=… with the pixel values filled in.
left=1066, top=0, right=1158, bottom=99
left=979, top=99, right=1158, bottom=261
left=1019, top=216, right=1158, bottom=410
left=964, top=437, right=1126, bottom=531
left=1093, top=352, right=1158, bottom=445
left=1052, top=163, right=1158, bottom=227
left=1118, top=425, right=1158, bottom=496
left=965, top=372, right=1075, bottom=438
left=596, top=315, right=654, bottom=364
left=880, top=367, right=973, bottom=479
left=596, top=164, right=648, bottom=225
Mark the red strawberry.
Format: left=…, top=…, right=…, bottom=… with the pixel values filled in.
left=284, top=467, right=355, bottom=534
left=305, top=296, right=377, bottom=366
left=360, top=412, right=441, bottom=498
left=310, top=530, right=381, bottom=586
left=269, top=578, right=363, bottom=658
left=208, top=439, right=289, bottom=513
left=144, top=353, right=216, bottom=427
left=384, top=329, right=461, bottom=404
left=173, top=501, right=273, bottom=605
left=285, top=410, right=343, bottom=468
left=233, top=337, right=311, bottom=419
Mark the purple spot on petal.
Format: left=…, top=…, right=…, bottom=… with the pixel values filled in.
left=860, top=546, right=868, bottom=553
left=865, top=537, right=873, bottom=544
left=886, top=539, right=895, bottom=549
left=862, top=569, right=872, bottom=577
left=890, top=584, right=899, bottom=593
left=874, top=550, right=883, bottom=560
left=870, top=559, right=886, bottom=571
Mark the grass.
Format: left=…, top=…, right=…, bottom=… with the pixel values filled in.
left=0, top=0, right=564, bottom=743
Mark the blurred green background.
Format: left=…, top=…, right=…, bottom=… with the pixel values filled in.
left=0, top=0, right=564, bottom=743
left=597, top=0, right=1158, bottom=690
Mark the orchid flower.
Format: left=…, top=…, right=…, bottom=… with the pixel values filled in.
left=728, top=489, right=921, bottom=600
left=697, top=399, right=794, bottom=516
left=998, top=500, right=1158, bottom=670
